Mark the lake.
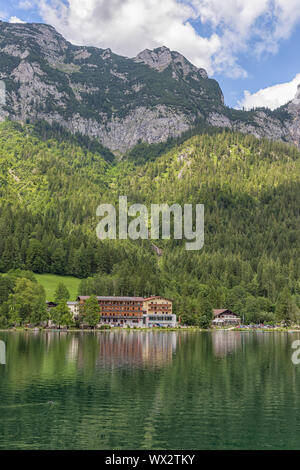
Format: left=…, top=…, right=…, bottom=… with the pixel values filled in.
left=0, top=330, right=300, bottom=450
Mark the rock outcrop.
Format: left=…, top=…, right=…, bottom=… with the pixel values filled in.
left=0, top=21, right=223, bottom=153
left=0, top=20, right=299, bottom=152
left=134, top=46, right=208, bottom=80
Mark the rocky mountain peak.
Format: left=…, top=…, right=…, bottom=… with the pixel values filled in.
left=101, top=48, right=112, bottom=60
left=0, top=21, right=68, bottom=65
left=134, top=46, right=174, bottom=71
left=1, top=20, right=298, bottom=153
left=134, top=46, right=208, bottom=79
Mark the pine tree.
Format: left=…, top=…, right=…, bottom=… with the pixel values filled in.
left=197, top=290, right=213, bottom=329
left=275, top=287, right=293, bottom=327
left=26, top=240, right=47, bottom=273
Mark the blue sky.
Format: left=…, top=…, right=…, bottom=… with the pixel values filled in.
left=1, top=0, right=300, bottom=110
left=0, top=0, right=41, bottom=23
left=217, top=27, right=300, bottom=108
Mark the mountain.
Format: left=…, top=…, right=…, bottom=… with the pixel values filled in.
left=0, top=120, right=299, bottom=324
left=0, top=21, right=223, bottom=153
left=0, top=20, right=297, bottom=153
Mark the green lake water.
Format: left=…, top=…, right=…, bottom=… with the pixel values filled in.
left=1, top=330, right=300, bottom=450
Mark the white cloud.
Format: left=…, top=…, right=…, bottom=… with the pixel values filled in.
left=239, top=73, right=300, bottom=110
left=9, top=16, right=26, bottom=24
left=18, top=1, right=35, bottom=9
left=36, top=0, right=300, bottom=78
left=189, top=0, right=300, bottom=74
left=38, top=0, right=220, bottom=74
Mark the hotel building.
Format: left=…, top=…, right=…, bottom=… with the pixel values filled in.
left=77, top=295, right=176, bottom=328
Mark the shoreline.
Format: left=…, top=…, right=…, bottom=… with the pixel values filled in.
left=1, top=327, right=300, bottom=333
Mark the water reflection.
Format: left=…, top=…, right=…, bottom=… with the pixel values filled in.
left=83, top=331, right=178, bottom=369
left=41, top=331, right=178, bottom=369
left=2, top=331, right=300, bottom=450
left=212, top=331, right=243, bottom=357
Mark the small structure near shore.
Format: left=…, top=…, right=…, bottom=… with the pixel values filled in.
left=212, top=309, right=241, bottom=327
left=67, top=302, right=80, bottom=321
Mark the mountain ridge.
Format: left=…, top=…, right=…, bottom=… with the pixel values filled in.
left=0, top=20, right=299, bottom=152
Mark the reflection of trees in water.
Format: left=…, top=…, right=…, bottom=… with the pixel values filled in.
left=1, top=332, right=300, bottom=449
left=0, top=332, right=180, bottom=387
left=153, top=332, right=300, bottom=449
left=43, top=331, right=179, bottom=370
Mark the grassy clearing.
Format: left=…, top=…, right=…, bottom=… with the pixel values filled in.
left=34, top=274, right=81, bottom=301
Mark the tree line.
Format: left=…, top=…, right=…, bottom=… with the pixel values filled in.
left=0, top=121, right=299, bottom=326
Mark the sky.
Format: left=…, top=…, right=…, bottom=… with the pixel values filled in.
left=1, top=0, right=300, bottom=109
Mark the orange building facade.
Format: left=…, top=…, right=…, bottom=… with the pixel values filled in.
left=77, top=296, right=176, bottom=327
left=143, top=297, right=173, bottom=315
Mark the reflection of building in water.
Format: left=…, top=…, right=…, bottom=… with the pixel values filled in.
left=141, top=332, right=177, bottom=365
left=97, top=332, right=178, bottom=367
left=212, top=331, right=242, bottom=357
left=67, top=335, right=79, bottom=361
left=43, top=332, right=178, bottom=369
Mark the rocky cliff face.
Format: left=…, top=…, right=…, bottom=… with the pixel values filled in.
left=0, top=21, right=223, bottom=152
left=284, top=85, right=300, bottom=146
left=207, top=109, right=290, bottom=143
left=0, top=20, right=298, bottom=152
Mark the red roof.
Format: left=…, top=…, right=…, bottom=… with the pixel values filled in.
left=78, top=296, right=173, bottom=303
left=144, top=296, right=173, bottom=302
left=77, top=296, right=144, bottom=302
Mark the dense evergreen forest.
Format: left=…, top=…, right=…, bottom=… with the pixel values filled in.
left=0, top=120, right=299, bottom=327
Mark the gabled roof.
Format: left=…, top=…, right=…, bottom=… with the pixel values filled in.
left=144, top=296, right=173, bottom=302
left=213, top=309, right=236, bottom=317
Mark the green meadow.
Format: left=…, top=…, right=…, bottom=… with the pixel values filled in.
left=34, top=274, right=81, bottom=302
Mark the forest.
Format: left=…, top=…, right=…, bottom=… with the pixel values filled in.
left=0, top=120, right=299, bottom=327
